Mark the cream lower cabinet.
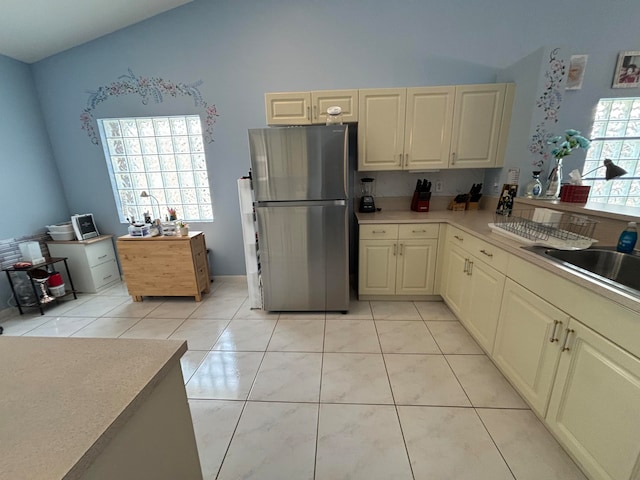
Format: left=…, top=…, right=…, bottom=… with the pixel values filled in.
left=492, top=279, right=566, bottom=417
left=441, top=227, right=506, bottom=352
left=358, top=224, right=438, bottom=298
left=546, top=319, right=640, bottom=480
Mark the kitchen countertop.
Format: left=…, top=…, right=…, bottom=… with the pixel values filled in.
left=0, top=337, right=187, bottom=480
left=355, top=206, right=640, bottom=315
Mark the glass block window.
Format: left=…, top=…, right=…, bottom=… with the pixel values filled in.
left=97, top=115, right=213, bottom=223
left=582, top=98, right=640, bottom=207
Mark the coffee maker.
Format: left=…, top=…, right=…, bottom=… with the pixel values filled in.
left=359, top=177, right=376, bottom=213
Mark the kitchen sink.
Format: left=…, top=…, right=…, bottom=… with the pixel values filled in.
left=522, top=246, right=640, bottom=297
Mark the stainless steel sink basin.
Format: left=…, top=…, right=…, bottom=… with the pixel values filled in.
left=523, top=246, right=640, bottom=296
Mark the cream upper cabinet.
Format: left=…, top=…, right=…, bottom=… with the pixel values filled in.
left=492, top=279, right=566, bottom=417
left=546, top=319, right=640, bottom=480
left=404, top=86, right=455, bottom=170
left=449, top=83, right=514, bottom=169
left=358, top=89, right=407, bottom=171
left=265, top=90, right=358, bottom=125
left=358, top=223, right=439, bottom=298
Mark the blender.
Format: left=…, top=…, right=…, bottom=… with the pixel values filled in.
left=359, top=177, right=376, bottom=213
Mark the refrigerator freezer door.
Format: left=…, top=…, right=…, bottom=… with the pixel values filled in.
left=256, top=203, right=349, bottom=311
left=249, top=125, right=348, bottom=202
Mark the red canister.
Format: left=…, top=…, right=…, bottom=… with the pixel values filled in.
left=48, top=273, right=63, bottom=287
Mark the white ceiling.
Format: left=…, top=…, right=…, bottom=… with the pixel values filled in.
left=0, top=0, right=193, bottom=63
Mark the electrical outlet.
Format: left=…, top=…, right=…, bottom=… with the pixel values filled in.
left=435, top=180, right=443, bottom=192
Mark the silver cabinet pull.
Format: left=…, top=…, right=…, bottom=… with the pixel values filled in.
left=313, top=105, right=317, bottom=119
left=103, top=274, right=113, bottom=281
left=372, top=230, right=386, bottom=234
left=405, top=153, right=409, bottom=167
left=307, top=106, right=311, bottom=120
left=393, top=244, right=397, bottom=256
left=480, top=249, right=493, bottom=258
left=453, top=235, right=464, bottom=242
left=463, top=258, right=469, bottom=273
left=97, top=254, right=108, bottom=260
left=399, top=243, right=404, bottom=256
left=451, top=152, right=456, bottom=164
left=549, top=320, right=562, bottom=343
left=467, top=260, right=473, bottom=276
left=561, top=328, right=575, bottom=352
left=412, top=229, right=426, bottom=233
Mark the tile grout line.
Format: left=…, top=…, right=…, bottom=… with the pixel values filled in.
left=473, top=408, right=518, bottom=480
left=312, top=316, right=327, bottom=480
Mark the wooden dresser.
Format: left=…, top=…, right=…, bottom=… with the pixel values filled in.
left=117, top=231, right=210, bottom=301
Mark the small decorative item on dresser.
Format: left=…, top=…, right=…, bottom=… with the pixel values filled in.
left=167, top=207, right=177, bottom=221
left=175, top=220, right=189, bottom=236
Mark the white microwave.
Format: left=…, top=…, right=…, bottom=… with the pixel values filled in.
left=71, top=214, right=99, bottom=241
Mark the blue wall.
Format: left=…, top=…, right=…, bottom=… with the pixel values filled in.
left=4, top=0, right=638, bottom=280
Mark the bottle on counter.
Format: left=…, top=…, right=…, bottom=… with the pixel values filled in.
left=524, top=171, right=543, bottom=199
left=616, top=222, right=637, bottom=253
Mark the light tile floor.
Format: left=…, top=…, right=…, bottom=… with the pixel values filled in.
left=1, top=279, right=587, bottom=480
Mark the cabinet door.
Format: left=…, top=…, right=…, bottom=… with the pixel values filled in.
left=311, top=89, right=358, bottom=124
left=492, top=279, right=565, bottom=417
left=396, top=239, right=438, bottom=295
left=265, top=92, right=312, bottom=125
left=546, top=320, right=640, bottom=480
left=357, top=88, right=406, bottom=171
left=441, top=244, right=469, bottom=319
left=404, top=86, right=454, bottom=170
left=464, top=259, right=505, bottom=353
left=358, top=239, right=397, bottom=295
left=450, top=84, right=506, bottom=168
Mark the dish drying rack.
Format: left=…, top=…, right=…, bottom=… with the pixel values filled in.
left=488, top=209, right=598, bottom=250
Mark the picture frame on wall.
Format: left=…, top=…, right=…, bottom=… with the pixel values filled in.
left=566, top=55, right=588, bottom=90
left=612, top=51, right=640, bottom=88
left=495, top=184, right=518, bottom=216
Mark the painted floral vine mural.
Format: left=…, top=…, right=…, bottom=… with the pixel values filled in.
left=81, top=69, right=218, bottom=145
left=528, top=48, right=566, bottom=168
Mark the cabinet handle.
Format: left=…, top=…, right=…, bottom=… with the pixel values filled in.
left=463, top=258, right=469, bottom=273
left=372, top=230, right=386, bottom=234
left=479, top=249, right=493, bottom=258
left=467, top=260, right=473, bottom=276
left=405, top=153, right=409, bottom=167
left=561, top=328, right=575, bottom=352
left=454, top=235, right=464, bottom=242
left=103, top=274, right=113, bottom=281
left=307, top=106, right=311, bottom=121
left=97, top=254, right=108, bottom=260
left=412, top=229, right=426, bottom=233
left=393, top=244, right=397, bottom=256
left=549, top=320, right=562, bottom=343
left=451, top=152, right=456, bottom=164
left=399, top=243, right=404, bottom=256
left=313, top=105, right=317, bottom=119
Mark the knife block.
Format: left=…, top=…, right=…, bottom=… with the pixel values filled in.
left=411, top=191, right=431, bottom=212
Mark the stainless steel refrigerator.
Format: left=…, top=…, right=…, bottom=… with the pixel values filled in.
left=248, top=125, right=349, bottom=312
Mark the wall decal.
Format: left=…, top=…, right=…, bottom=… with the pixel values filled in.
left=81, top=69, right=218, bottom=145
left=528, top=48, right=566, bottom=169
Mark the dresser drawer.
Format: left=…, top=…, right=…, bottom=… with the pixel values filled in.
left=398, top=224, right=439, bottom=239
left=86, top=240, right=116, bottom=267
left=359, top=224, right=399, bottom=240
left=465, top=235, right=510, bottom=273
left=90, top=259, right=120, bottom=290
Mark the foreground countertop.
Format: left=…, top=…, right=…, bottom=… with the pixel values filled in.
left=0, top=337, right=187, bottom=480
left=356, top=207, right=640, bottom=315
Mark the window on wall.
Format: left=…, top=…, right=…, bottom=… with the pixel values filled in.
left=97, top=115, right=213, bottom=223
left=583, top=98, right=640, bottom=207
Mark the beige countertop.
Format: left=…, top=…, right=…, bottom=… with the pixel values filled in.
left=355, top=204, right=640, bottom=315
left=0, top=337, right=187, bottom=480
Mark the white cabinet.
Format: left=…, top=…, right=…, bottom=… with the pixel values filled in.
left=449, top=83, right=514, bottom=168
left=492, top=279, right=567, bottom=417
left=47, top=235, right=120, bottom=293
left=441, top=226, right=506, bottom=353
left=358, top=83, right=514, bottom=171
left=546, top=319, right=640, bottom=480
left=265, top=89, right=358, bottom=125
left=358, top=223, right=439, bottom=298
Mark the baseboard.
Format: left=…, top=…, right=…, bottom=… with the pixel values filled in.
left=211, top=275, right=247, bottom=283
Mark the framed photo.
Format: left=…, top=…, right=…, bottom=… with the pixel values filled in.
left=612, top=51, right=640, bottom=88
left=495, top=184, right=518, bottom=216
left=566, top=55, right=588, bottom=90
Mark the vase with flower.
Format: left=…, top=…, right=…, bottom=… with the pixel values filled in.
left=175, top=220, right=189, bottom=236
left=545, top=129, right=591, bottom=198
left=167, top=207, right=177, bottom=221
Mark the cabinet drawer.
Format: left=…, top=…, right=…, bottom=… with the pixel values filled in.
left=90, top=259, right=120, bottom=290
left=446, top=226, right=469, bottom=245
left=360, top=224, right=399, bottom=240
left=465, top=236, right=509, bottom=272
left=398, top=224, right=439, bottom=239
left=86, top=240, right=116, bottom=267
